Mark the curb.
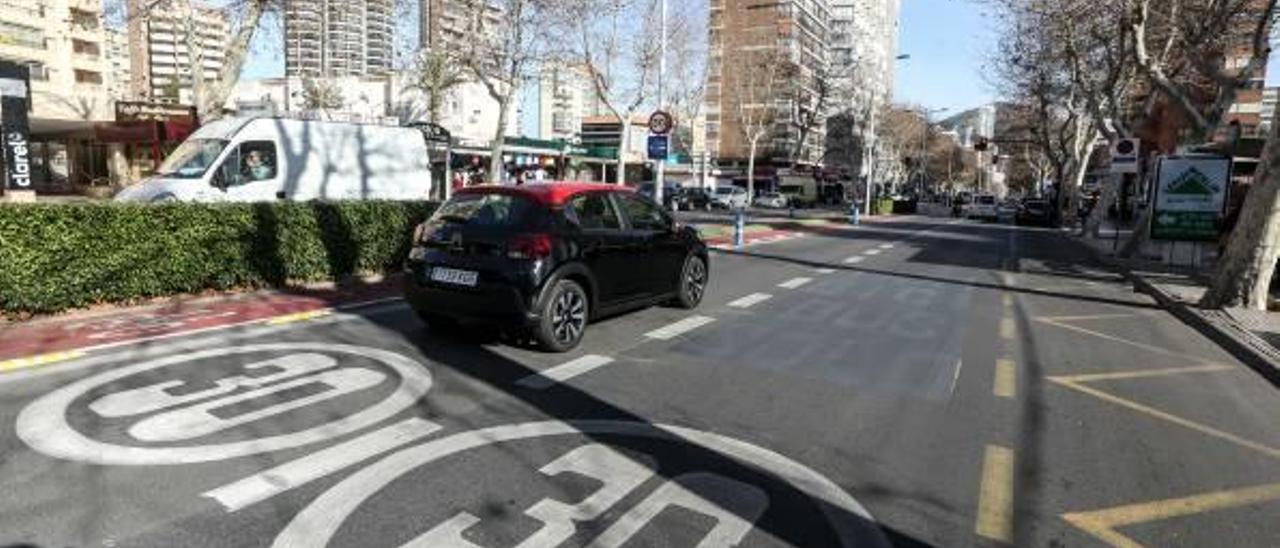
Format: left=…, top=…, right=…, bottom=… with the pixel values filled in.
left=1071, top=235, right=1280, bottom=388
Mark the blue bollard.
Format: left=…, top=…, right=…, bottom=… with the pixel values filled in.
left=849, top=202, right=860, bottom=225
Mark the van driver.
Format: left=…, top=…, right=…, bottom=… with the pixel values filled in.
left=243, top=150, right=274, bottom=181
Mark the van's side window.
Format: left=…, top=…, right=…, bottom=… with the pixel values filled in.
left=219, top=141, right=278, bottom=187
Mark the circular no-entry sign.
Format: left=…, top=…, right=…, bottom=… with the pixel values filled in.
left=649, top=110, right=675, bottom=135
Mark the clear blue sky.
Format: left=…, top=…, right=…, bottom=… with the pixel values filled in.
left=893, top=0, right=999, bottom=113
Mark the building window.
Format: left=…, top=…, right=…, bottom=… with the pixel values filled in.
left=0, top=20, right=46, bottom=49
left=25, top=61, right=48, bottom=81
left=72, top=39, right=100, bottom=57
left=74, top=69, right=103, bottom=84
left=70, top=8, right=100, bottom=31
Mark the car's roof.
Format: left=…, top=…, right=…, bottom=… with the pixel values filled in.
left=455, top=182, right=632, bottom=206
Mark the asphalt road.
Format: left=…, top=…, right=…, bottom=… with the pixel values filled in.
left=2, top=215, right=1279, bottom=548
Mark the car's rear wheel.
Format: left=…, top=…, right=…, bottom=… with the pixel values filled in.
left=674, top=255, right=707, bottom=309
left=535, top=279, right=589, bottom=352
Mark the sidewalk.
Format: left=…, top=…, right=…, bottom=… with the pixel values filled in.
left=1075, top=225, right=1280, bottom=387
left=0, top=276, right=402, bottom=371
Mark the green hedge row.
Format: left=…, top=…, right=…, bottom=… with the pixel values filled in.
left=0, top=200, right=437, bottom=316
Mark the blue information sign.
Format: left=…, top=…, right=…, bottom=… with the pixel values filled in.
left=647, top=135, right=669, bottom=161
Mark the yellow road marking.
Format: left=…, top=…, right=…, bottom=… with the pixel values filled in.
left=1049, top=378, right=1280, bottom=460
left=976, top=445, right=1015, bottom=543
left=994, top=359, right=1016, bottom=398
left=1002, top=294, right=1013, bottom=310
left=1063, top=482, right=1280, bottom=548
left=1051, top=364, right=1234, bottom=383
left=1000, top=317, right=1016, bottom=340
left=0, top=350, right=88, bottom=373
left=266, top=309, right=332, bottom=326
left=1035, top=318, right=1214, bottom=363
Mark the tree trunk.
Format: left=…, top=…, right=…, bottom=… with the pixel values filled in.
left=747, top=138, right=757, bottom=201
left=1201, top=138, right=1280, bottom=309
left=200, top=0, right=266, bottom=121
left=489, top=97, right=510, bottom=184
left=1118, top=207, right=1152, bottom=258
left=1084, top=176, right=1119, bottom=237
left=616, top=120, right=629, bottom=185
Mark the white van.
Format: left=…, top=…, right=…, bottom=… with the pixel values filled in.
left=115, top=117, right=433, bottom=202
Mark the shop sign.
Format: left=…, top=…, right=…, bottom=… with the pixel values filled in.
left=0, top=60, right=32, bottom=191
left=115, top=101, right=198, bottom=123
left=1151, top=155, right=1230, bottom=241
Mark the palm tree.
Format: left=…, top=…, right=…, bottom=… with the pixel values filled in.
left=301, top=78, right=344, bottom=120
left=406, top=49, right=468, bottom=123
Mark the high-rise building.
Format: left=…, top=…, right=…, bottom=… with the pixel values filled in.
left=705, top=0, right=833, bottom=167
left=0, top=0, right=113, bottom=120
left=103, top=26, right=130, bottom=101
left=285, top=0, right=394, bottom=78
left=537, top=63, right=604, bottom=141
left=126, top=0, right=229, bottom=104
left=420, top=0, right=503, bottom=52
left=830, top=0, right=899, bottom=110
left=1260, top=87, right=1278, bottom=136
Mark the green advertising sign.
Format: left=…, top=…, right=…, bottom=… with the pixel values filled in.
left=1150, top=155, right=1230, bottom=241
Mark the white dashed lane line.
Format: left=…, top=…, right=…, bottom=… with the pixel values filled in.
left=728, top=293, right=773, bottom=308
left=516, top=354, right=616, bottom=390
left=645, top=316, right=717, bottom=340
left=815, top=268, right=837, bottom=274
left=844, top=256, right=865, bottom=264
left=778, top=277, right=813, bottom=289
left=864, top=249, right=882, bottom=256
left=879, top=243, right=894, bottom=249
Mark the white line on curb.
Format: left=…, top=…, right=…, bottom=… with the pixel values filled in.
left=778, top=277, right=813, bottom=289
left=645, top=316, right=716, bottom=340
left=728, top=293, right=773, bottom=308
left=516, top=355, right=615, bottom=390
left=204, top=417, right=441, bottom=512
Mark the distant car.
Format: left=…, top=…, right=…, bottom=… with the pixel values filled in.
left=1016, top=199, right=1052, bottom=226
left=404, top=182, right=709, bottom=352
left=710, top=186, right=750, bottom=209
left=637, top=183, right=681, bottom=208
left=754, top=192, right=788, bottom=208
left=968, top=194, right=999, bottom=221
left=674, top=187, right=713, bottom=210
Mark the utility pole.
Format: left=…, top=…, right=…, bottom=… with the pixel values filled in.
left=654, top=0, right=667, bottom=207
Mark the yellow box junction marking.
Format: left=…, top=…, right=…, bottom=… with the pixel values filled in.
left=976, top=445, right=1015, bottom=543
left=1063, top=482, right=1280, bottom=548
left=266, top=309, right=333, bottom=326
left=994, top=359, right=1017, bottom=398
left=0, top=350, right=87, bottom=373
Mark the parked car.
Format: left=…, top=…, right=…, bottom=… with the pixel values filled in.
left=404, top=182, right=710, bottom=352
left=710, top=185, right=750, bottom=209
left=115, top=117, right=433, bottom=202
left=674, top=187, right=713, bottom=210
left=754, top=192, right=788, bottom=209
left=637, top=183, right=681, bottom=208
left=1016, top=199, right=1053, bottom=226
left=967, top=194, right=999, bottom=221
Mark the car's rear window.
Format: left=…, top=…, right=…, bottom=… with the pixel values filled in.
left=978, top=196, right=997, bottom=205
left=714, top=187, right=734, bottom=195
left=430, top=193, right=539, bottom=228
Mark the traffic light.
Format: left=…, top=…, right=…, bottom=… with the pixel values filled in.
left=974, top=137, right=989, bottom=152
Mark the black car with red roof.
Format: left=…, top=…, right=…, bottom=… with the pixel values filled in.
left=404, top=182, right=710, bottom=351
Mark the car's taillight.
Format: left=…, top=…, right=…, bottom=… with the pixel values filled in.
left=508, top=233, right=553, bottom=260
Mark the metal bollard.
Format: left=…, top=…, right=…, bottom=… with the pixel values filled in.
left=734, top=209, right=745, bottom=249
left=850, top=202, right=860, bottom=225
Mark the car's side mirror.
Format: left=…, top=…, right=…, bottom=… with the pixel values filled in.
left=211, top=169, right=227, bottom=190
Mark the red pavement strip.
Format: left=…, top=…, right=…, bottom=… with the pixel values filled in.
left=0, top=278, right=402, bottom=372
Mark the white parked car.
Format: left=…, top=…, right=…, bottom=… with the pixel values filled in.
left=710, top=186, right=750, bottom=209
left=115, top=117, right=433, bottom=203
left=754, top=192, right=788, bottom=208
left=967, top=194, right=999, bottom=221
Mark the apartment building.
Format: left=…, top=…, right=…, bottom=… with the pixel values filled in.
left=537, top=63, right=606, bottom=141
left=0, top=0, right=113, bottom=121
left=830, top=0, right=899, bottom=109
left=285, top=0, right=394, bottom=78
left=705, top=0, right=832, bottom=167
left=420, top=0, right=503, bottom=53
left=126, top=0, right=229, bottom=104
left=103, top=26, right=130, bottom=101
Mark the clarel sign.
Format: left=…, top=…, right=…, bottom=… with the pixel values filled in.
left=0, top=60, right=32, bottom=191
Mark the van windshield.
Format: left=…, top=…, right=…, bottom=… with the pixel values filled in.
left=155, top=139, right=229, bottom=179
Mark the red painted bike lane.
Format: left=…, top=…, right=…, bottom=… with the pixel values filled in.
left=0, top=279, right=402, bottom=367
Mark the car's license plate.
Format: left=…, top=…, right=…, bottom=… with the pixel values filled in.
left=429, top=267, right=478, bottom=286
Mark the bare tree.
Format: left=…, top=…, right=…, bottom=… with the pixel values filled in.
left=458, top=0, right=557, bottom=184
left=568, top=0, right=668, bottom=185
left=725, top=47, right=792, bottom=199
left=301, top=78, right=344, bottom=119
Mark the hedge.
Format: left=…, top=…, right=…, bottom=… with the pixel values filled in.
left=0, top=200, right=437, bottom=316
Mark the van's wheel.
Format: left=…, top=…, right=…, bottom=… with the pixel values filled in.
left=535, top=280, right=589, bottom=352
left=673, top=255, right=707, bottom=309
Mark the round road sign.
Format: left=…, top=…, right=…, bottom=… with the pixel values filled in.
left=649, top=111, right=674, bottom=135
